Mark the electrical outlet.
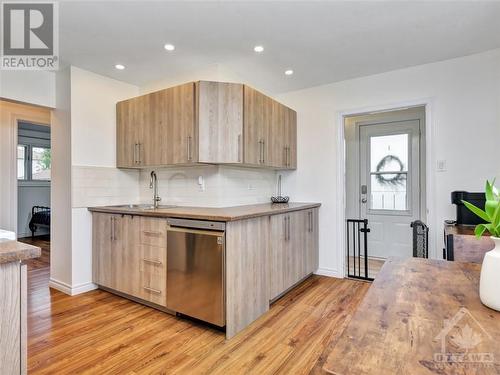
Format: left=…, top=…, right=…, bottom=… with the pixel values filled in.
left=436, top=160, right=447, bottom=172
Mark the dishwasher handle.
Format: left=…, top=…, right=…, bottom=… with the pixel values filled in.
left=167, top=218, right=225, bottom=231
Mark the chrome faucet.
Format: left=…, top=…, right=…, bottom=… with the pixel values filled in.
left=149, top=171, right=161, bottom=209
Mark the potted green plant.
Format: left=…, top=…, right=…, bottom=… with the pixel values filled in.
left=462, top=179, right=500, bottom=311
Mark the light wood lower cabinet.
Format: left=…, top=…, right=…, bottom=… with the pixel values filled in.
left=92, top=207, right=319, bottom=338
left=92, top=213, right=167, bottom=307
left=269, top=208, right=319, bottom=301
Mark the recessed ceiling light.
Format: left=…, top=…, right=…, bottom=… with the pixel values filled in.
left=115, top=64, right=125, bottom=70
left=285, top=69, right=294, bottom=76
left=254, top=45, right=264, bottom=53
left=164, top=43, right=175, bottom=51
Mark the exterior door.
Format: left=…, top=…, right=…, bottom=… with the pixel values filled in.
left=359, top=120, right=421, bottom=259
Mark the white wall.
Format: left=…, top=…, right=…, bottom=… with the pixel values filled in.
left=277, top=48, right=500, bottom=277
left=51, top=67, right=73, bottom=288
left=50, top=66, right=139, bottom=295
left=0, top=70, right=55, bottom=108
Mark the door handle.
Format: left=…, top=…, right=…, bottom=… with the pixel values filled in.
left=361, top=198, right=367, bottom=204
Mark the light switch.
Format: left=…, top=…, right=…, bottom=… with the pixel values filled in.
left=437, top=160, right=447, bottom=172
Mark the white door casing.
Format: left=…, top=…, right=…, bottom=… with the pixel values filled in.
left=359, top=120, right=421, bottom=259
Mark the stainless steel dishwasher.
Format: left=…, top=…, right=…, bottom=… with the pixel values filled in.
left=166, top=218, right=225, bottom=327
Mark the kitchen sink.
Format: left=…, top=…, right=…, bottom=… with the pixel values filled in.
left=111, top=204, right=177, bottom=210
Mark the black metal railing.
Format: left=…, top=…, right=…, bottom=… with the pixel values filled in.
left=346, top=219, right=373, bottom=281
left=411, top=220, right=429, bottom=258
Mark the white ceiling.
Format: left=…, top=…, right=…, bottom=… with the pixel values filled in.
left=59, top=1, right=500, bottom=93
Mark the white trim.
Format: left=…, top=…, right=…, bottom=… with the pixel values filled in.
left=336, top=97, right=437, bottom=279
left=315, top=267, right=342, bottom=278
left=49, top=278, right=98, bottom=296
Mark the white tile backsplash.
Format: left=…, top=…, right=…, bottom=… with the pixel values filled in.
left=139, top=165, right=277, bottom=207
left=72, top=166, right=140, bottom=208
left=72, top=165, right=278, bottom=209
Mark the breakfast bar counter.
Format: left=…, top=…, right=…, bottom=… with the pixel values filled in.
left=323, top=257, right=500, bottom=375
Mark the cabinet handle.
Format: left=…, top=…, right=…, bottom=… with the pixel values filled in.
left=142, top=258, right=163, bottom=265
left=143, top=286, right=162, bottom=294
left=262, top=140, right=265, bottom=164
left=138, top=143, right=142, bottom=164
left=237, top=134, right=242, bottom=162
left=283, top=216, right=287, bottom=241
left=287, top=216, right=291, bottom=241
left=187, top=136, right=192, bottom=162
left=110, top=217, right=113, bottom=241
left=258, top=140, right=262, bottom=163
left=308, top=211, right=313, bottom=232
left=287, top=146, right=290, bottom=168
left=133, top=143, right=138, bottom=164
left=110, top=217, right=116, bottom=241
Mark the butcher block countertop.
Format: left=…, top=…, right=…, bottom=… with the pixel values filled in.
left=88, top=202, right=321, bottom=221
left=0, top=239, right=41, bottom=264
left=324, top=257, right=500, bottom=375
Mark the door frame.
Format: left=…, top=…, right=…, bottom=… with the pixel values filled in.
left=336, top=98, right=436, bottom=278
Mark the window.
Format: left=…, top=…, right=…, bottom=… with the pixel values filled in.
left=17, top=145, right=51, bottom=181
left=32, top=147, right=51, bottom=180
left=369, top=133, right=408, bottom=211
left=17, top=145, right=27, bottom=180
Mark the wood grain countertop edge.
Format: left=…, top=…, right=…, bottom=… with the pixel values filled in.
left=0, top=239, right=41, bottom=264
left=87, top=202, right=322, bottom=222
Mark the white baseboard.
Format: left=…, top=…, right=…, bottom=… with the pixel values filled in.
left=49, top=278, right=98, bottom=296
left=314, top=267, right=342, bottom=278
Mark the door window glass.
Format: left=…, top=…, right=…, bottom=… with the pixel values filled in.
left=32, top=147, right=51, bottom=180
left=369, top=134, right=408, bottom=210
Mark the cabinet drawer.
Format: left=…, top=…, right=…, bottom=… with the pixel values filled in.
left=139, top=244, right=166, bottom=306
left=140, top=217, right=167, bottom=247
left=140, top=271, right=166, bottom=306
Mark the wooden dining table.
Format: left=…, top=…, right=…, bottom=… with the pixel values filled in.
left=323, top=257, right=500, bottom=375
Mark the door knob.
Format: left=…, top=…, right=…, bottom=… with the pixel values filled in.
left=361, top=198, right=367, bottom=204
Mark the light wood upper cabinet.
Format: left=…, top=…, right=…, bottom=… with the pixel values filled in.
left=161, top=82, right=197, bottom=165
left=243, top=85, right=266, bottom=166
left=116, top=81, right=296, bottom=169
left=198, top=81, right=243, bottom=163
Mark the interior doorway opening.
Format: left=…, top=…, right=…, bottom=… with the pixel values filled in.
left=344, top=106, right=426, bottom=280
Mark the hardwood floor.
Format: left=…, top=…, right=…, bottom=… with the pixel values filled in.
left=22, top=237, right=369, bottom=374
left=347, top=256, right=385, bottom=279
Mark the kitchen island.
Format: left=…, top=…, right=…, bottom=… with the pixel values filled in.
left=88, top=202, right=321, bottom=339
left=324, top=257, right=500, bottom=375
left=0, top=238, right=41, bottom=375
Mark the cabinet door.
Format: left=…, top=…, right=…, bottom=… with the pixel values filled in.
left=116, top=99, right=137, bottom=168
left=116, top=215, right=141, bottom=297
left=305, top=208, right=319, bottom=275
left=198, top=81, right=244, bottom=163
left=287, top=211, right=308, bottom=287
left=284, top=107, right=297, bottom=169
left=269, top=213, right=287, bottom=300
left=243, top=85, right=266, bottom=165
left=92, top=213, right=114, bottom=287
left=268, top=100, right=286, bottom=168
left=161, top=82, right=196, bottom=165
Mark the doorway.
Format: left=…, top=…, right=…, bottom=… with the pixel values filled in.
left=344, top=106, right=426, bottom=279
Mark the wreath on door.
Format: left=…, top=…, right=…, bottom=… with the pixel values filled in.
left=375, top=155, right=406, bottom=187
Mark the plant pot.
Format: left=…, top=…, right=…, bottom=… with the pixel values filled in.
left=479, top=236, right=500, bottom=311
